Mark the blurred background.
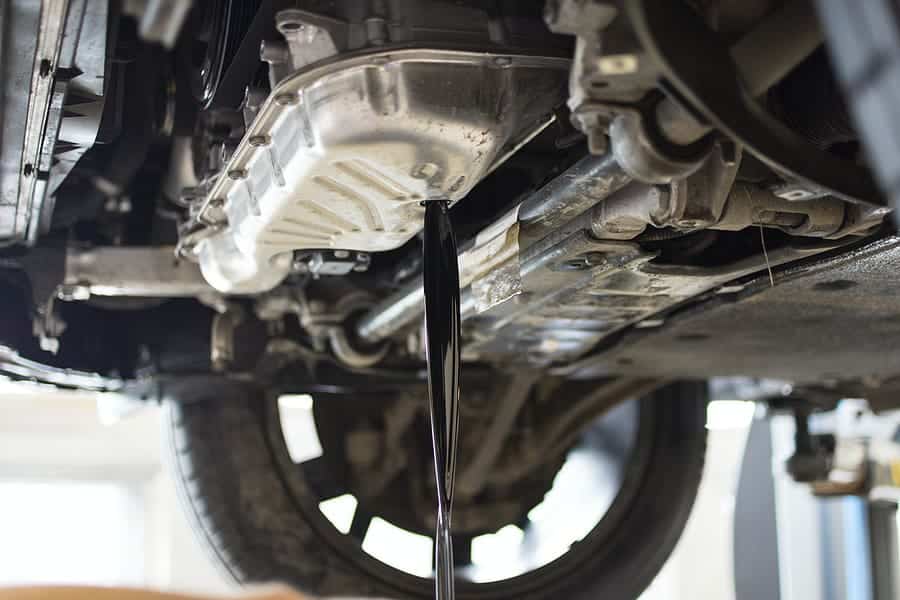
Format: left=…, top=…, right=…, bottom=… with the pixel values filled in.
left=0, top=381, right=896, bottom=599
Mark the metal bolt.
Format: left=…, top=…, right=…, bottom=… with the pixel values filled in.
left=493, top=56, right=512, bottom=67
left=57, top=284, right=90, bottom=302
left=771, top=183, right=822, bottom=201
left=227, top=169, right=247, bottom=180
left=275, top=93, right=299, bottom=106
left=597, top=53, right=639, bottom=75
left=334, top=249, right=350, bottom=259
left=249, top=135, right=271, bottom=147
left=678, top=220, right=702, bottom=228
left=412, top=162, right=440, bottom=180
left=353, top=253, right=371, bottom=272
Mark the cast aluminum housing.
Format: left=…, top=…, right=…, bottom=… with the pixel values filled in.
left=194, top=48, right=569, bottom=293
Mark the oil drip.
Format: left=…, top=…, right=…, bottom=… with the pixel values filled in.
left=423, top=200, right=461, bottom=600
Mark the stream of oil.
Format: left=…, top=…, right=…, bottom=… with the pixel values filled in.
left=422, top=200, right=461, bottom=600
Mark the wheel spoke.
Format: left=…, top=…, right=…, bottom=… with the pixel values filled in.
left=301, top=456, right=347, bottom=501
left=349, top=509, right=374, bottom=539
left=453, top=535, right=472, bottom=567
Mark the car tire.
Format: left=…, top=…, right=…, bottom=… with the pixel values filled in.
left=164, top=378, right=707, bottom=599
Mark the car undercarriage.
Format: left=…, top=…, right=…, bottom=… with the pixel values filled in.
left=3, top=0, right=900, bottom=598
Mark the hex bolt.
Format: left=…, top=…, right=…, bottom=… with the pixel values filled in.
left=274, top=93, right=299, bottom=106
left=597, top=53, right=639, bottom=75
left=412, top=162, right=440, bottom=180
left=57, top=284, right=90, bottom=302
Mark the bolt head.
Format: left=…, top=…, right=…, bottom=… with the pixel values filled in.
left=597, top=54, right=639, bottom=75
left=274, top=93, right=299, bottom=106
left=412, top=162, right=440, bottom=180
left=57, top=284, right=90, bottom=302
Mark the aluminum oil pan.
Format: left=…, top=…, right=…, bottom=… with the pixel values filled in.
left=195, top=47, right=569, bottom=293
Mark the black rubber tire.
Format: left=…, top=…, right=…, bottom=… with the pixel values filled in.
left=164, top=379, right=707, bottom=600
left=816, top=1, right=900, bottom=208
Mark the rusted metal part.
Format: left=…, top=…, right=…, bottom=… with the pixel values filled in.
left=357, top=153, right=872, bottom=364
left=356, top=152, right=631, bottom=344
left=517, top=153, right=632, bottom=246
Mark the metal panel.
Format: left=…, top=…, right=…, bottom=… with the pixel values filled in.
left=0, top=0, right=107, bottom=245
left=569, top=235, right=900, bottom=382
left=63, top=246, right=209, bottom=298
left=0, top=1, right=41, bottom=241
left=193, top=48, right=569, bottom=293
